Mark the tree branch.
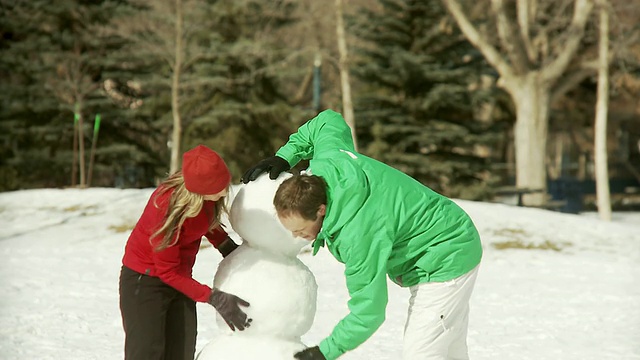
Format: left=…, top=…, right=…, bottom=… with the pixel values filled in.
left=550, top=67, right=594, bottom=103
left=517, top=0, right=537, bottom=62
left=492, top=0, right=531, bottom=73
left=542, top=0, right=594, bottom=83
left=182, top=53, right=209, bottom=71
left=442, top=0, right=515, bottom=81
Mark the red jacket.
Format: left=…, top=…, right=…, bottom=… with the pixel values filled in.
left=122, top=186, right=227, bottom=302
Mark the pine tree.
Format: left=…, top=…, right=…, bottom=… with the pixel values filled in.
left=0, top=0, right=302, bottom=190
left=0, top=0, right=147, bottom=189
left=109, top=0, right=301, bottom=180
left=177, top=0, right=302, bottom=179
left=351, top=0, right=505, bottom=199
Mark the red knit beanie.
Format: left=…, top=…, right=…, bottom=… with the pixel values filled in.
left=182, top=145, right=231, bottom=195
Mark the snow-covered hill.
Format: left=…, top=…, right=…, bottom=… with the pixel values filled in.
left=1, top=188, right=638, bottom=360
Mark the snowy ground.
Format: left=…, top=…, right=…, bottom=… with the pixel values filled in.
left=0, top=187, right=639, bottom=360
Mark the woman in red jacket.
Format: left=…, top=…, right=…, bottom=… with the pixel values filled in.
left=119, top=145, right=250, bottom=360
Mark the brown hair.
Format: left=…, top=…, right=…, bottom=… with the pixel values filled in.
left=274, top=175, right=327, bottom=220
left=150, top=171, right=228, bottom=251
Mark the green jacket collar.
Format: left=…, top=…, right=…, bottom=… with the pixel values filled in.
left=312, top=229, right=332, bottom=255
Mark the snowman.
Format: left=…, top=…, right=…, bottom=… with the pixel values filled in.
left=197, top=173, right=318, bottom=360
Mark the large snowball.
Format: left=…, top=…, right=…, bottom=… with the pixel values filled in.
left=213, top=246, right=317, bottom=340
left=196, top=334, right=306, bottom=360
left=228, top=173, right=308, bottom=257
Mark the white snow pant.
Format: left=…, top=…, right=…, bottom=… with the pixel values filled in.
left=403, top=265, right=479, bottom=360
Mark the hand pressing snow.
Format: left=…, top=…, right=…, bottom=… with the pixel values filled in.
left=294, top=346, right=326, bottom=360
left=208, top=288, right=251, bottom=331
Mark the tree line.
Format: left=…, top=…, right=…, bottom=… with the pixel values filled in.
left=1, top=0, right=638, bottom=208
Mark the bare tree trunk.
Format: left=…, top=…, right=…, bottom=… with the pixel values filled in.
left=335, top=0, right=357, bottom=150
left=77, top=100, right=86, bottom=187
left=578, top=152, right=587, bottom=180
left=510, top=73, right=550, bottom=205
left=549, top=134, right=563, bottom=180
left=87, top=113, right=100, bottom=187
left=170, top=0, right=183, bottom=174
left=442, top=0, right=594, bottom=206
left=594, top=1, right=611, bottom=220
left=72, top=105, right=79, bottom=187
left=87, top=130, right=98, bottom=187
left=293, top=64, right=314, bottom=105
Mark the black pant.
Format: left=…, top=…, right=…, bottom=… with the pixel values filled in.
left=119, top=266, right=197, bottom=360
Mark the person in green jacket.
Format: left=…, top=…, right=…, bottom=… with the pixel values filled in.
left=241, top=109, right=483, bottom=360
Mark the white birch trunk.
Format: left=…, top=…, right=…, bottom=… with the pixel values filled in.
left=170, top=0, right=183, bottom=174
left=335, top=0, right=357, bottom=150
left=594, top=3, right=611, bottom=220
left=509, top=73, right=550, bottom=205
left=77, top=101, right=86, bottom=187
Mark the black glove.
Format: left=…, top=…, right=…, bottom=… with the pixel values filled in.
left=217, top=236, right=239, bottom=258
left=208, top=288, right=251, bottom=331
left=294, top=346, right=326, bottom=360
left=241, top=156, right=290, bottom=183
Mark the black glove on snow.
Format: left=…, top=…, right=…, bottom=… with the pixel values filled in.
left=241, top=156, right=290, bottom=183
left=217, top=236, right=239, bottom=258
left=208, top=288, right=251, bottom=331
left=294, top=346, right=326, bottom=360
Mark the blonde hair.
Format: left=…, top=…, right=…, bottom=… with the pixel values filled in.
left=150, top=171, right=228, bottom=251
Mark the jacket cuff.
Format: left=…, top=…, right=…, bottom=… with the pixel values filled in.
left=319, top=338, right=344, bottom=360
left=217, top=237, right=239, bottom=258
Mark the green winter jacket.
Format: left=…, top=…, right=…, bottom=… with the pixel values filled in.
left=276, top=109, right=482, bottom=360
